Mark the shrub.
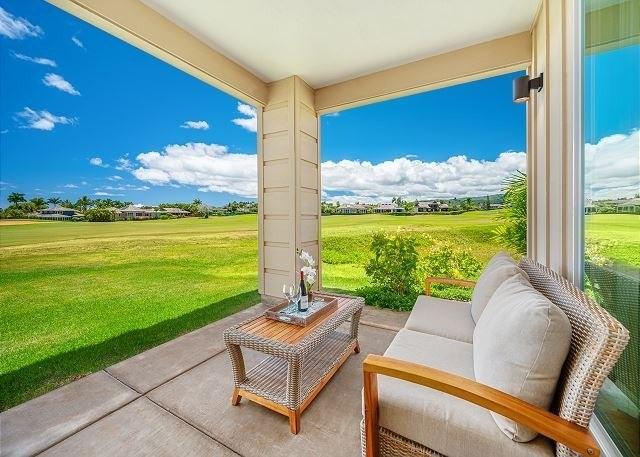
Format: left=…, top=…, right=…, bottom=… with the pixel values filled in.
left=421, top=238, right=483, bottom=280
left=364, top=230, right=420, bottom=295
left=1, top=207, right=26, bottom=219
left=85, top=208, right=114, bottom=222
left=357, top=285, right=417, bottom=311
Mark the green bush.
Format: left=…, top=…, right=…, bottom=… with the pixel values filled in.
left=357, top=285, right=417, bottom=311
left=421, top=238, right=482, bottom=280
left=85, top=208, right=114, bottom=222
left=357, top=232, right=483, bottom=310
left=364, top=230, right=420, bottom=295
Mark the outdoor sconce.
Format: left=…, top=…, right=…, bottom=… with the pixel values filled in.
left=513, top=73, right=543, bottom=103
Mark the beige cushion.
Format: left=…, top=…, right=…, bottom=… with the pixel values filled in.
left=375, top=329, right=553, bottom=457
left=405, top=295, right=474, bottom=343
left=473, top=274, right=572, bottom=442
left=471, top=253, right=528, bottom=323
left=487, top=250, right=517, bottom=268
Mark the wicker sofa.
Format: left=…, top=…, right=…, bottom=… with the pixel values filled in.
left=361, top=256, right=629, bottom=457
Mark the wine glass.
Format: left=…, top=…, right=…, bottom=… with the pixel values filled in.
left=290, top=285, right=302, bottom=311
left=283, top=283, right=293, bottom=306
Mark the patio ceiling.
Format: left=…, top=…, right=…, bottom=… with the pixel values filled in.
left=141, top=0, right=541, bottom=88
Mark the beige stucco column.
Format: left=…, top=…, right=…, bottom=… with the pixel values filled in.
left=258, top=76, right=320, bottom=301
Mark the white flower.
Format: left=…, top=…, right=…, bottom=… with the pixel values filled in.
left=302, top=266, right=317, bottom=285
left=298, top=249, right=316, bottom=267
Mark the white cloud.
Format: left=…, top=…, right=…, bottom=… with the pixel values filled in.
left=180, top=120, right=210, bottom=130
left=16, top=107, right=75, bottom=131
left=71, top=36, right=84, bottom=48
left=124, top=131, right=638, bottom=203
left=94, top=191, right=124, bottom=197
left=42, top=73, right=80, bottom=96
left=63, top=184, right=78, bottom=188
left=232, top=103, right=257, bottom=133
left=1, top=129, right=8, bottom=134
left=128, top=141, right=529, bottom=201
left=322, top=151, right=527, bottom=202
left=585, top=130, right=639, bottom=199
left=81, top=181, right=88, bottom=186
left=89, top=157, right=109, bottom=168
left=0, top=7, right=43, bottom=39
left=107, top=175, right=123, bottom=181
left=115, top=156, right=133, bottom=171
left=98, top=184, right=149, bottom=192
left=324, top=112, right=340, bottom=118
left=132, top=142, right=257, bottom=197
left=12, top=52, right=56, bottom=67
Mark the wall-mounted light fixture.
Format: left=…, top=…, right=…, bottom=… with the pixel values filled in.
left=513, top=73, right=544, bottom=103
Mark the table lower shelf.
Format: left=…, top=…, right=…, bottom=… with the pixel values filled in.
left=237, top=331, right=356, bottom=410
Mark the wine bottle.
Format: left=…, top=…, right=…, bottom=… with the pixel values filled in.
left=299, top=271, right=308, bottom=312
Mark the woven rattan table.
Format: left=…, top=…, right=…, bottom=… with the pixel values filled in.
left=223, top=295, right=364, bottom=434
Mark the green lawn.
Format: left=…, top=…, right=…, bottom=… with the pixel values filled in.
left=1, top=212, right=637, bottom=410
left=0, top=217, right=260, bottom=410
left=585, top=213, right=640, bottom=270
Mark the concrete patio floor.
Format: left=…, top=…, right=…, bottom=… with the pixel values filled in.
left=0, top=302, right=409, bottom=457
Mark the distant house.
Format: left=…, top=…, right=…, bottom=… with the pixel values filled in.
left=162, top=207, right=190, bottom=217
left=417, top=201, right=449, bottom=212
left=617, top=198, right=640, bottom=214
left=375, top=202, right=404, bottom=213
left=116, top=205, right=159, bottom=220
left=36, top=205, right=84, bottom=220
left=337, top=204, right=369, bottom=214
left=489, top=203, right=504, bottom=209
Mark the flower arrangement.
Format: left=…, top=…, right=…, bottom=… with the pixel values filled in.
left=297, top=248, right=317, bottom=295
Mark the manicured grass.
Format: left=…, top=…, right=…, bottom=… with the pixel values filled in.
left=585, top=213, right=640, bottom=269
left=0, top=216, right=259, bottom=410
left=1, top=212, right=637, bottom=410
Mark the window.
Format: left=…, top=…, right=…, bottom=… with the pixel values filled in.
left=582, top=1, right=640, bottom=455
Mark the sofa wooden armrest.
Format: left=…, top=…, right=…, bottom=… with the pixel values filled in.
left=362, top=354, right=600, bottom=457
left=423, top=277, right=476, bottom=296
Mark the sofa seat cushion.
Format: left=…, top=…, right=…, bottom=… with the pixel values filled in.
left=375, top=329, right=554, bottom=457
left=474, top=274, right=572, bottom=442
left=471, top=252, right=529, bottom=323
left=405, top=295, right=474, bottom=343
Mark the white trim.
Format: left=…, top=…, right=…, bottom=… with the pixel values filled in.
left=569, top=0, right=584, bottom=287
left=591, top=415, right=625, bottom=457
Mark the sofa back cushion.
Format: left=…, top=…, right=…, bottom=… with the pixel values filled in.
left=473, top=274, right=572, bottom=442
left=471, top=252, right=528, bottom=323
left=519, top=258, right=629, bottom=457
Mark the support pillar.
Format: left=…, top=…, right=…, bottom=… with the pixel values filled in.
left=258, top=76, right=320, bottom=301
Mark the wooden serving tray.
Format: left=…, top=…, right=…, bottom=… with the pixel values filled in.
left=265, top=294, right=339, bottom=326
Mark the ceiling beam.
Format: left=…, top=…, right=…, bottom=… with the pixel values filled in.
left=47, top=0, right=269, bottom=106
left=315, top=31, right=532, bottom=113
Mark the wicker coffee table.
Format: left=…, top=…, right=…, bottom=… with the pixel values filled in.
left=223, top=294, right=364, bottom=434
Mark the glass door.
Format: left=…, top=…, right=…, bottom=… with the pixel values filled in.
left=582, top=1, right=639, bottom=455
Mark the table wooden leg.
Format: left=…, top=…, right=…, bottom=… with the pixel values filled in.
left=354, top=341, right=360, bottom=353
left=231, top=388, right=242, bottom=406
left=288, top=409, right=300, bottom=434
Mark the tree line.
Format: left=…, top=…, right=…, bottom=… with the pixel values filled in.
left=0, top=193, right=258, bottom=219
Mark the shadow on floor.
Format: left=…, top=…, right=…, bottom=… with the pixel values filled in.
left=0, top=290, right=260, bottom=411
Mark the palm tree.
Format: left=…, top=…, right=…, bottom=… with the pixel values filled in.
left=7, top=192, right=26, bottom=207
left=47, top=197, right=62, bottom=205
left=30, top=197, right=47, bottom=210
left=493, top=171, right=527, bottom=255
left=61, top=199, right=74, bottom=208
left=75, top=196, right=92, bottom=213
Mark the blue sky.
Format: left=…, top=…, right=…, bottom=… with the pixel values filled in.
left=0, top=0, right=637, bottom=206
